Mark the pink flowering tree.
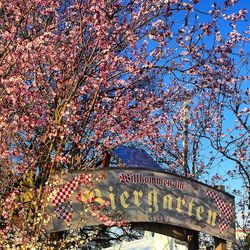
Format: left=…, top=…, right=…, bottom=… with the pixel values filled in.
left=0, top=0, right=249, bottom=248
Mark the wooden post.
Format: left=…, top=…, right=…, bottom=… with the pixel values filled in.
left=214, top=237, right=227, bottom=250
left=187, top=230, right=199, bottom=250
left=102, top=151, right=111, bottom=168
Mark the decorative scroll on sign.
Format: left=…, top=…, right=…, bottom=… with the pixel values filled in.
left=46, top=168, right=235, bottom=241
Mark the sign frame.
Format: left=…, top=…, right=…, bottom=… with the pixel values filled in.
left=46, top=167, right=235, bottom=242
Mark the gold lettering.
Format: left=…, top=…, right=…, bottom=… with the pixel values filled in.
left=120, top=191, right=130, bottom=208
left=81, top=191, right=89, bottom=204
left=176, top=197, right=185, bottom=213
left=81, top=189, right=104, bottom=206
left=188, top=199, right=194, bottom=216
left=196, top=206, right=204, bottom=220
left=148, top=189, right=158, bottom=213
left=108, top=186, right=116, bottom=210
left=163, top=194, right=173, bottom=210
left=207, top=210, right=217, bottom=226
left=133, top=190, right=143, bottom=207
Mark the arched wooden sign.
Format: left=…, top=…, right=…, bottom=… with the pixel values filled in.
left=46, top=168, right=235, bottom=242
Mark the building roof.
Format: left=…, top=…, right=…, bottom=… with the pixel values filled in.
left=111, top=146, right=162, bottom=171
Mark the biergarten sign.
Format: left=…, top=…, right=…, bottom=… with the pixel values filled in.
left=46, top=168, right=235, bottom=242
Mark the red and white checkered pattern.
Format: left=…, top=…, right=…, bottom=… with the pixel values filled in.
left=52, top=173, right=90, bottom=224
left=52, top=174, right=90, bottom=206
left=206, top=190, right=234, bottom=232
left=55, top=201, right=73, bottom=225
